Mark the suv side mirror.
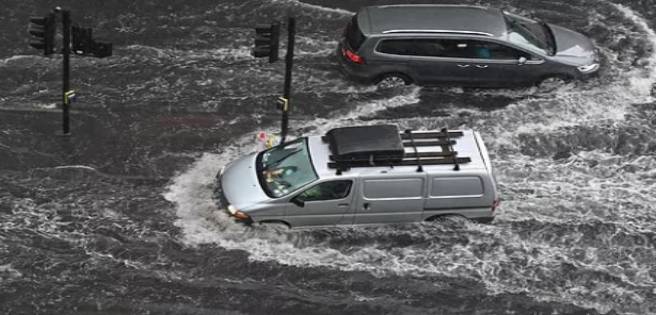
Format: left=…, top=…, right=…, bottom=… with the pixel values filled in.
left=518, top=56, right=527, bottom=65
left=291, top=197, right=305, bottom=208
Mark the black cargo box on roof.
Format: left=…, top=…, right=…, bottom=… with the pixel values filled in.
left=323, top=125, right=404, bottom=162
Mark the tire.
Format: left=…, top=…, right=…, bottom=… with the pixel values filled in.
left=375, top=73, right=412, bottom=88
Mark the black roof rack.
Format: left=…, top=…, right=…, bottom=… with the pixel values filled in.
left=324, top=125, right=470, bottom=174
left=323, top=125, right=404, bottom=163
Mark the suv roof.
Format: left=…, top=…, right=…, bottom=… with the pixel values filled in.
left=357, top=5, right=507, bottom=38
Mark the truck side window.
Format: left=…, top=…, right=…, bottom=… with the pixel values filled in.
left=295, top=180, right=352, bottom=202
left=363, top=178, right=424, bottom=199
left=430, top=177, right=484, bottom=197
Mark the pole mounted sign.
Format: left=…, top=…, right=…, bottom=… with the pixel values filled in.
left=27, top=6, right=113, bottom=135
left=252, top=17, right=296, bottom=145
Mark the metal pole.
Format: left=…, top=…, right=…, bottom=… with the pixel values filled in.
left=280, top=17, right=295, bottom=144
left=62, top=9, right=71, bottom=135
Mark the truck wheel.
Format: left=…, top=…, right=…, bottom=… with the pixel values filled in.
left=375, top=73, right=412, bottom=88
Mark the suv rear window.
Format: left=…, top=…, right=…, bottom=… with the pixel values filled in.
left=377, top=39, right=531, bottom=60
left=344, top=16, right=366, bottom=51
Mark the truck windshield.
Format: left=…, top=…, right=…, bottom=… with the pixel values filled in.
left=503, top=12, right=554, bottom=55
left=256, top=138, right=318, bottom=198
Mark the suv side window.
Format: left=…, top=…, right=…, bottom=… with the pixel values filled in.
left=294, top=180, right=352, bottom=202
left=377, top=38, right=532, bottom=60
left=459, top=40, right=531, bottom=60
left=377, top=39, right=443, bottom=56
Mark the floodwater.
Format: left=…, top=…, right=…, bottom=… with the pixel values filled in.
left=1, top=0, right=655, bottom=314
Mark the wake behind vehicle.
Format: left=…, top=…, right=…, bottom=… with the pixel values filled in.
left=337, top=5, right=600, bottom=87
left=215, top=125, right=499, bottom=228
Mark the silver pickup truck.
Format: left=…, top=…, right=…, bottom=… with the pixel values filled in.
left=214, top=125, right=499, bottom=228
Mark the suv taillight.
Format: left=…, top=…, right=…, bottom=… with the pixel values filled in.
left=491, top=198, right=500, bottom=212
left=342, top=47, right=364, bottom=64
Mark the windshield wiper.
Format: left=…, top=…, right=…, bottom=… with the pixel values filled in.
left=264, top=148, right=301, bottom=169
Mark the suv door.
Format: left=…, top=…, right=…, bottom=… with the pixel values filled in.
left=286, top=180, right=354, bottom=227
left=449, top=39, right=545, bottom=86
left=375, top=38, right=463, bottom=84
left=354, top=177, right=426, bottom=225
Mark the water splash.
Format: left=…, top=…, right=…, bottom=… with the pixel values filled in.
left=611, top=3, right=656, bottom=101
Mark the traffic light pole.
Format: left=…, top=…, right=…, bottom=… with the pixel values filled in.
left=280, top=17, right=295, bottom=144
left=61, top=8, right=71, bottom=135
left=28, top=7, right=110, bottom=135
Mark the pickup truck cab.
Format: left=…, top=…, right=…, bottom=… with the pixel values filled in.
left=215, top=125, right=499, bottom=228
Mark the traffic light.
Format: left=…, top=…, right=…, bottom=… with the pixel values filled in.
left=253, top=23, right=279, bottom=63
left=28, top=13, right=56, bottom=55
left=72, top=26, right=112, bottom=58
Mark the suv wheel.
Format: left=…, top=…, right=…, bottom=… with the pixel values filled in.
left=375, top=73, right=411, bottom=88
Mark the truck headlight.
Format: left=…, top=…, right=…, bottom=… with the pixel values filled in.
left=227, top=205, right=252, bottom=222
left=577, top=63, right=599, bottom=74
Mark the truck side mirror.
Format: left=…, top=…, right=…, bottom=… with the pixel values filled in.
left=291, top=197, right=305, bottom=208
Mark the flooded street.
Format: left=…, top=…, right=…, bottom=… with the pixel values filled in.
left=1, top=0, right=655, bottom=314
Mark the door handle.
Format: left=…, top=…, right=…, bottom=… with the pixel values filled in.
left=338, top=203, right=349, bottom=207
left=363, top=203, right=370, bottom=210
left=457, top=64, right=470, bottom=68
left=475, top=64, right=488, bottom=68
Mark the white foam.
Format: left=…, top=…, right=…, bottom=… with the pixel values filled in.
left=0, top=55, right=40, bottom=66
left=0, top=264, right=22, bottom=280
left=612, top=3, right=656, bottom=101
left=54, top=165, right=98, bottom=171
left=269, top=0, right=354, bottom=16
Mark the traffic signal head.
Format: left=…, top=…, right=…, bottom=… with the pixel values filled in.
left=72, top=26, right=113, bottom=58
left=28, top=13, right=56, bottom=55
left=253, top=23, right=279, bottom=63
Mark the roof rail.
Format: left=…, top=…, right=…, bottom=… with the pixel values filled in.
left=381, top=29, right=494, bottom=37
left=327, top=128, right=470, bottom=173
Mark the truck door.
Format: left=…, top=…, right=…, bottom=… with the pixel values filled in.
left=353, top=176, right=426, bottom=225
left=285, top=180, right=354, bottom=227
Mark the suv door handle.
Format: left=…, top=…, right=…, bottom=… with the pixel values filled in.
left=457, top=64, right=470, bottom=68
left=475, top=64, right=489, bottom=68
left=338, top=203, right=349, bottom=207
left=363, top=203, right=370, bottom=210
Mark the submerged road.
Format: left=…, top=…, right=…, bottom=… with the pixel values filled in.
left=1, top=0, right=656, bottom=314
